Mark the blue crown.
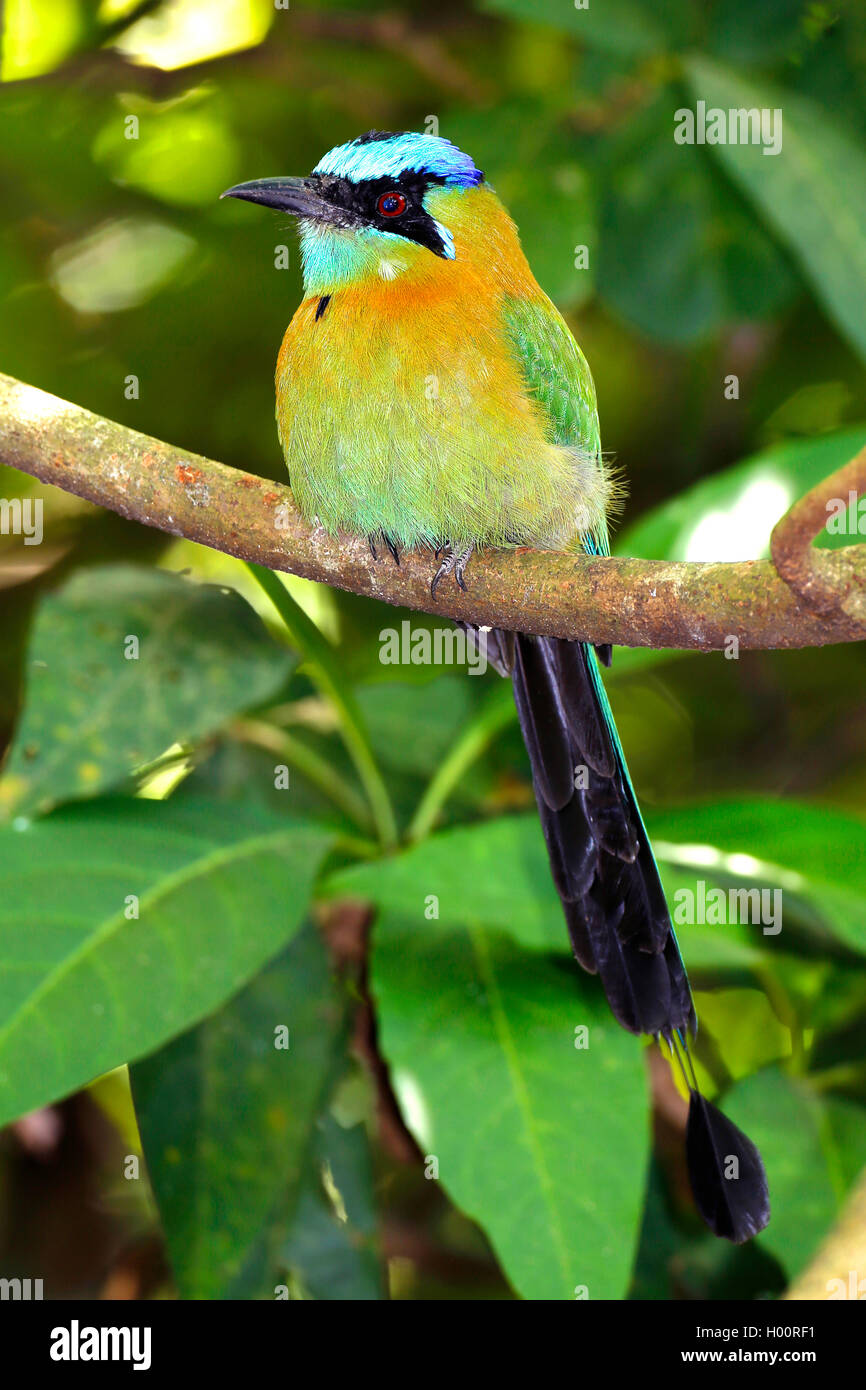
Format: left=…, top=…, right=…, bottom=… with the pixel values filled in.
left=313, top=131, right=483, bottom=188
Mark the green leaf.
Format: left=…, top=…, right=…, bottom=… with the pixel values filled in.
left=656, top=865, right=763, bottom=971
left=327, top=796, right=866, bottom=967
left=692, top=988, right=792, bottom=1078
left=652, top=799, right=866, bottom=957
left=480, top=0, right=696, bottom=58
left=373, top=915, right=649, bottom=1299
left=356, top=676, right=479, bottom=778
left=247, top=562, right=397, bottom=849
left=824, top=1095, right=866, bottom=1193
left=684, top=57, right=866, bottom=364
left=724, top=1067, right=866, bottom=1276
left=706, top=0, right=811, bottom=65
left=0, top=565, right=294, bottom=819
left=617, top=427, right=866, bottom=562
left=597, top=91, right=797, bottom=344
left=1, top=0, right=83, bottom=82
left=325, top=814, right=563, bottom=951
left=131, top=923, right=351, bottom=1299
left=0, top=798, right=330, bottom=1128
left=280, top=1104, right=383, bottom=1301
left=92, top=90, right=242, bottom=210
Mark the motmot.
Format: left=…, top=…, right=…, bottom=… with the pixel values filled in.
left=223, top=130, right=769, bottom=1244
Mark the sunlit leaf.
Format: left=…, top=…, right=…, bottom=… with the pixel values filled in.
left=652, top=800, right=866, bottom=957
left=49, top=219, right=196, bottom=313
left=93, top=90, right=242, bottom=209
left=1, top=0, right=82, bottom=81
left=693, top=988, right=792, bottom=1078
left=112, top=0, right=274, bottom=71
left=617, top=427, right=866, bottom=562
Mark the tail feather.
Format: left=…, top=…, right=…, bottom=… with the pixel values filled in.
left=514, top=633, right=686, bottom=1003
left=664, top=936, right=696, bottom=1033
left=500, top=628, right=769, bottom=1242
left=580, top=767, right=641, bottom=863
left=553, top=640, right=616, bottom=777
left=686, top=1092, right=771, bottom=1243
left=537, top=792, right=598, bottom=905
left=582, top=890, right=676, bottom=1036
left=561, top=898, right=598, bottom=975
left=511, top=637, right=576, bottom=811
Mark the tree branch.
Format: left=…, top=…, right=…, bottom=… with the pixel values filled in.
left=2, top=371, right=865, bottom=650
left=771, top=447, right=866, bottom=620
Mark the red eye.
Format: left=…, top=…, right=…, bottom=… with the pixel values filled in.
left=377, top=191, right=407, bottom=217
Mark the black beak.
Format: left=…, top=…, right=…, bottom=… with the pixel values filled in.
left=220, top=176, right=338, bottom=221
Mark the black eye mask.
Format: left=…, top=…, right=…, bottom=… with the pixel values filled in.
left=309, top=172, right=454, bottom=259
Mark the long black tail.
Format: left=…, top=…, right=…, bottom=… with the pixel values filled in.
left=478, top=625, right=770, bottom=1244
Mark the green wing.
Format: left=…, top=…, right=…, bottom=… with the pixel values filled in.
left=502, top=294, right=608, bottom=555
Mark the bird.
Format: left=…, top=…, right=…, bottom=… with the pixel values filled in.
left=222, top=130, right=770, bottom=1245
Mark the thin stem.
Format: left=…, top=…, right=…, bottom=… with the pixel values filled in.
left=755, top=965, right=807, bottom=1074
left=231, top=717, right=375, bottom=834
left=246, top=563, right=399, bottom=849
left=406, top=682, right=516, bottom=843
left=331, top=831, right=382, bottom=862
left=809, top=1061, right=866, bottom=1093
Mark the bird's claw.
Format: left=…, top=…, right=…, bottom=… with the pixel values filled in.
left=454, top=549, right=471, bottom=592
left=368, top=532, right=400, bottom=566
left=430, top=543, right=474, bottom=598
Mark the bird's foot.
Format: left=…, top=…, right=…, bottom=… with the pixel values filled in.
left=430, top=543, right=475, bottom=597
left=367, top=532, right=401, bottom=566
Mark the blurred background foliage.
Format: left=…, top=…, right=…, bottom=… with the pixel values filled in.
left=1, top=0, right=866, bottom=1301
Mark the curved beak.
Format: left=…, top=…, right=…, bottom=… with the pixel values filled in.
left=220, top=176, right=336, bottom=220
